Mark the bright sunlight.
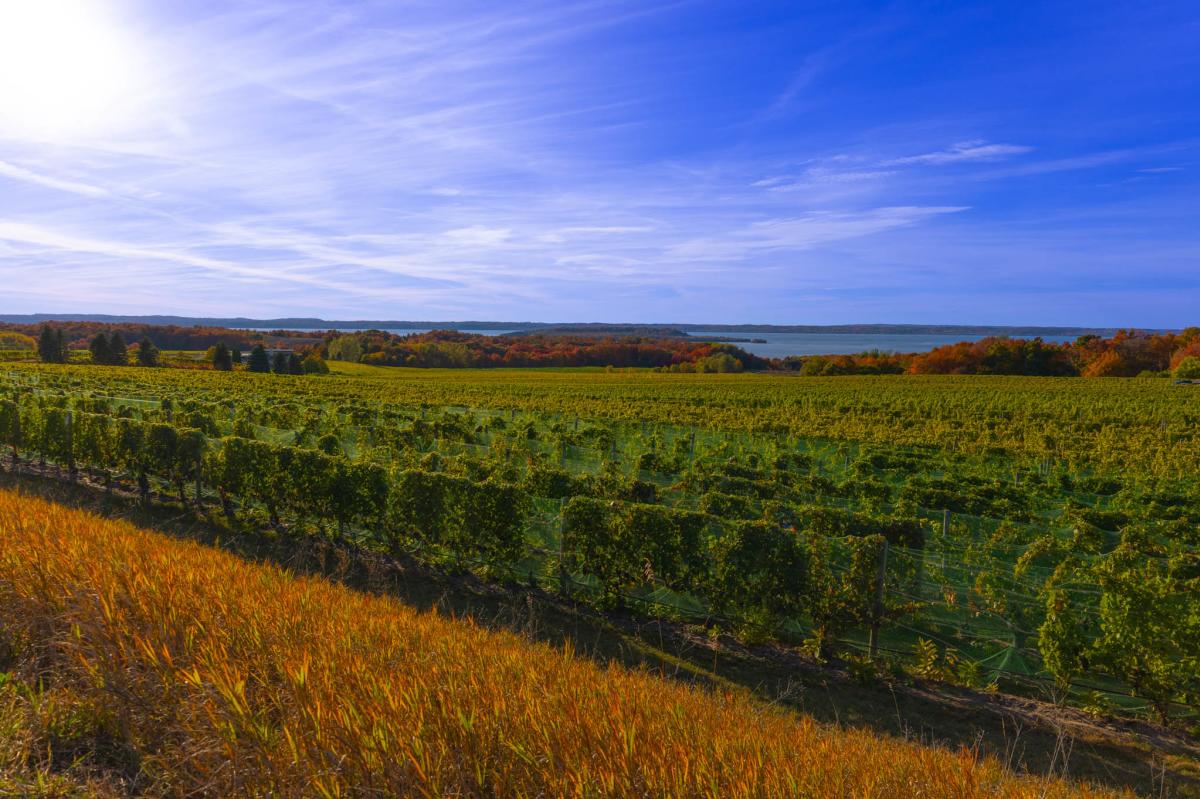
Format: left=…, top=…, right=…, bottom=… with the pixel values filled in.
left=0, top=0, right=147, bottom=139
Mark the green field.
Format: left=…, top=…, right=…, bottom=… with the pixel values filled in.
left=1, top=362, right=1197, bottom=725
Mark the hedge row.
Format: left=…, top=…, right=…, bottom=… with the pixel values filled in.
left=2, top=397, right=918, bottom=639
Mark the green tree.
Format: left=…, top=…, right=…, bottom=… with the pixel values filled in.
left=109, top=332, right=128, bottom=365
left=1175, top=356, right=1200, bottom=380
left=212, top=342, right=233, bottom=371
left=302, top=354, right=330, bottom=374
left=272, top=351, right=291, bottom=374
left=326, top=335, right=363, bottom=362
left=136, top=336, right=159, bottom=367
left=247, top=344, right=270, bottom=373
left=230, top=348, right=243, bottom=366
left=88, top=333, right=113, bottom=365
left=38, top=325, right=62, bottom=363
left=287, top=352, right=304, bottom=375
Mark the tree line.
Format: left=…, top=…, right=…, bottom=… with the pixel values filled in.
left=777, top=329, right=1200, bottom=377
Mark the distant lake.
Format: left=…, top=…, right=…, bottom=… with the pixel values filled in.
left=279, top=328, right=1079, bottom=359
left=685, top=331, right=1080, bottom=358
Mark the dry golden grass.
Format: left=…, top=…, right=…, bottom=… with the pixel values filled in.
left=0, top=488, right=1124, bottom=798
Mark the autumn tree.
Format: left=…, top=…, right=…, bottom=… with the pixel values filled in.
left=302, top=353, right=330, bottom=374
left=0, top=331, right=36, bottom=351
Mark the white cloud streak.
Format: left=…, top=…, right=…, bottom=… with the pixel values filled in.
left=884, top=140, right=1033, bottom=166
left=0, top=160, right=109, bottom=197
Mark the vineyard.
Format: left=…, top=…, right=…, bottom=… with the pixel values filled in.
left=1, top=362, right=1198, bottom=728
left=0, top=491, right=1128, bottom=797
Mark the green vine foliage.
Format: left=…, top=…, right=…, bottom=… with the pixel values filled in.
left=704, top=520, right=809, bottom=630
left=4, top=366, right=1199, bottom=720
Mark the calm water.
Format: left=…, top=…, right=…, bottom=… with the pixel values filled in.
left=686, top=331, right=1079, bottom=358
left=294, top=328, right=1078, bottom=359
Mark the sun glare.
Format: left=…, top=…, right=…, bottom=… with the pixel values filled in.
left=0, top=0, right=148, bottom=139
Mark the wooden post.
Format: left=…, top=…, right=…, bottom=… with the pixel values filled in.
left=557, top=497, right=570, bottom=598
left=868, top=538, right=889, bottom=660
left=65, top=410, right=75, bottom=481
left=941, top=509, right=950, bottom=570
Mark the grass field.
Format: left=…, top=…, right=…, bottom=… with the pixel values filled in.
left=0, top=488, right=1128, bottom=798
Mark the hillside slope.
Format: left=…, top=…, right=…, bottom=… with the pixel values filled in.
left=0, top=489, right=1124, bottom=798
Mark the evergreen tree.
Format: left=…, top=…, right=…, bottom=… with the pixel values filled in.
left=230, top=348, right=243, bottom=366
left=38, top=325, right=60, bottom=363
left=136, top=336, right=159, bottom=367
left=55, top=329, right=68, bottom=363
left=287, top=352, right=304, bottom=375
left=247, top=344, right=270, bottom=373
left=88, top=333, right=112, bottom=365
left=272, top=350, right=290, bottom=374
left=212, top=342, right=233, bottom=371
left=109, top=332, right=128, bottom=366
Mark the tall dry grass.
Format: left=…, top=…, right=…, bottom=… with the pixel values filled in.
left=0, top=488, right=1123, bottom=798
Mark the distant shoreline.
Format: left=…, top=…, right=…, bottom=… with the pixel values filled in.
left=0, top=314, right=1163, bottom=338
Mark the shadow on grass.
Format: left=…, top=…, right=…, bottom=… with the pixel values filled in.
left=2, top=466, right=1196, bottom=798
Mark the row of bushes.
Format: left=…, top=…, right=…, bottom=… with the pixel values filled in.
left=1, top=396, right=922, bottom=639
left=563, top=497, right=919, bottom=638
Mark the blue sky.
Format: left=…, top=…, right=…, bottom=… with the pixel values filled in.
left=0, top=0, right=1196, bottom=325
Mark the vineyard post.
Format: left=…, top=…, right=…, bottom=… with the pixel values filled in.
left=194, top=455, right=204, bottom=507
left=557, top=497, right=570, bottom=598
left=868, top=538, right=889, bottom=660
left=65, top=410, right=75, bottom=481
left=941, top=509, right=950, bottom=570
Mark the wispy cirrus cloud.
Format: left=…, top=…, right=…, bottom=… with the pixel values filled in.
left=883, top=140, right=1033, bottom=166
left=666, top=206, right=969, bottom=262
left=0, top=0, right=1196, bottom=323
left=0, top=160, right=109, bottom=198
